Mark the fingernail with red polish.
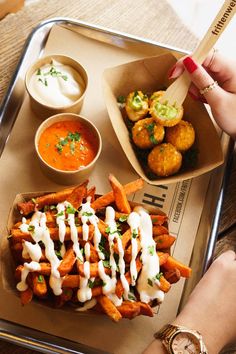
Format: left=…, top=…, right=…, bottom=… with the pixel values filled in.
left=183, top=57, right=198, bottom=74
left=168, top=65, right=176, bottom=79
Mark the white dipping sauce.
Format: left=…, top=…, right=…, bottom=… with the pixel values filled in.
left=29, top=59, right=85, bottom=107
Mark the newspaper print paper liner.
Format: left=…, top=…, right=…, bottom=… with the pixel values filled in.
left=1, top=190, right=166, bottom=315
left=102, top=53, right=224, bottom=185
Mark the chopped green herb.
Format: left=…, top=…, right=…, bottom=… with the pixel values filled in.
left=31, top=198, right=37, bottom=204
left=28, top=225, right=35, bottom=233
left=156, top=272, right=163, bottom=281
left=149, top=134, right=159, bottom=144
left=145, top=122, right=155, bottom=134
left=68, top=131, right=81, bottom=142
left=66, top=205, right=76, bottom=214
left=117, top=95, right=126, bottom=104
left=55, top=250, right=62, bottom=260
left=132, top=229, right=138, bottom=239
left=82, top=211, right=93, bottom=217
left=88, top=279, right=106, bottom=289
left=38, top=275, right=44, bottom=283
left=148, top=278, right=153, bottom=287
left=119, top=215, right=128, bottom=223
left=128, top=292, right=136, bottom=301
left=36, top=68, right=41, bottom=75
left=70, top=142, right=75, bottom=155
left=103, top=260, right=111, bottom=268
left=148, top=245, right=155, bottom=256
left=56, top=211, right=64, bottom=217
left=55, top=143, right=63, bottom=154
left=105, top=226, right=111, bottom=234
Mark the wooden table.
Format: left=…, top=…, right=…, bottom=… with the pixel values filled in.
left=1, top=1, right=236, bottom=353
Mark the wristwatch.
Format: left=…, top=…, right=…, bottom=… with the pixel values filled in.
left=154, top=324, right=208, bottom=354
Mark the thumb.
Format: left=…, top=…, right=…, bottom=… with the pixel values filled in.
left=183, top=56, right=224, bottom=106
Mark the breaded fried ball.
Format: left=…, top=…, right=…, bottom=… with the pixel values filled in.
left=148, top=143, right=182, bottom=177
left=165, top=120, right=195, bottom=152
left=149, top=91, right=163, bottom=105
left=132, top=117, right=165, bottom=149
left=149, top=91, right=184, bottom=127
left=125, top=91, right=149, bottom=122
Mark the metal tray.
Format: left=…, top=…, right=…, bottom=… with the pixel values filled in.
left=0, top=17, right=232, bottom=354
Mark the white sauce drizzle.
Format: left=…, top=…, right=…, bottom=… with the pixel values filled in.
left=127, top=212, right=140, bottom=286
left=22, top=241, right=42, bottom=262
left=29, top=59, right=85, bottom=107
left=77, top=261, right=92, bottom=303
left=56, top=203, right=67, bottom=243
left=79, top=198, right=104, bottom=260
left=84, top=242, right=91, bottom=262
left=17, top=261, right=41, bottom=291
left=136, top=207, right=164, bottom=303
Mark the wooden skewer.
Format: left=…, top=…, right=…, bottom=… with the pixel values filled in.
left=160, top=0, right=236, bottom=107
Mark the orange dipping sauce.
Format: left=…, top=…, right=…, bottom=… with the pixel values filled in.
left=38, top=120, right=98, bottom=171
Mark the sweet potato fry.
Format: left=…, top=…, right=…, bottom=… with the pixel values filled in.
left=87, top=186, right=96, bottom=202
left=124, top=240, right=141, bottom=263
left=10, top=225, right=95, bottom=243
left=66, top=181, right=88, bottom=209
left=150, top=214, right=168, bottom=225
left=55, top=288, right=73, bottom=308
left=116, top=301, right=140, bottom=319
left=31, top=273, right=47, bottom=297
left=58, top=245, right=76, bottom=276
left=97, top=295, right=122, bottom=322
left=163, top=268, right=181, bottom=284
left=163, top=255, right=192, bottom=278
left=157, top=252, right=169, bottom=266
left=113, top=229, right=132, bottom=254
left=78, top=262, right=111, bottom=278
left=139, top=302, right=154, bottom=317
left=17, top=187, right=75, bottom=215
left=154, top=234, right=176, bottom=250
left=20, top=287, right=33, bottom=305
left=91, top=178, right=144, bottom=210
left=153, top=225, right=169, bottom=236
left=109, top=174, right=131, bottom=214
left=62, top=275, right=80, bottom=288
left=159, top=276, right=171, bottom=293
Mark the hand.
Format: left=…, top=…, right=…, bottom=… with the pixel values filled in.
left=143, top=250, right=236, bottom=354
left=168, top=50, right=236, bottom=139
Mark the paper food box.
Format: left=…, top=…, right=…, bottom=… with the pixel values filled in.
left=2, top=187, right=186, bottom=320
left=102, top=53, right=223, bottom=185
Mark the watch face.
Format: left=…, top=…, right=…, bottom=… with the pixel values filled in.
left=170, top=331, right=201, bottom=354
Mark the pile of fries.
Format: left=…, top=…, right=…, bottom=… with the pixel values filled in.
left=8, top=174, right=191, bottom=321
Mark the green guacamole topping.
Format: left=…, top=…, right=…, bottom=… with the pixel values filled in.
left=154, top=101, right=178, bottom=120
left=130, top=91, right=143, bottom=111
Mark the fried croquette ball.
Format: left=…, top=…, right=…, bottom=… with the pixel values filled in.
left=125, top=91, right=149, bottom=121
left=149, top=91, right=164, bottom=105
left=132, top=117, right=165, bottom=149
left=148, top=143, right=182, bottom=177
left=165, top=120, right=195, bottom=152
left=149, top=90, right=184, bottom=127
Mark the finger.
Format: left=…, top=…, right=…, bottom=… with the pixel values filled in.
left=168, top=56, right=187, bottom=79
left=183, top=56, right=225, bottom=106
left=203, top=50, right=236, bottom=92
